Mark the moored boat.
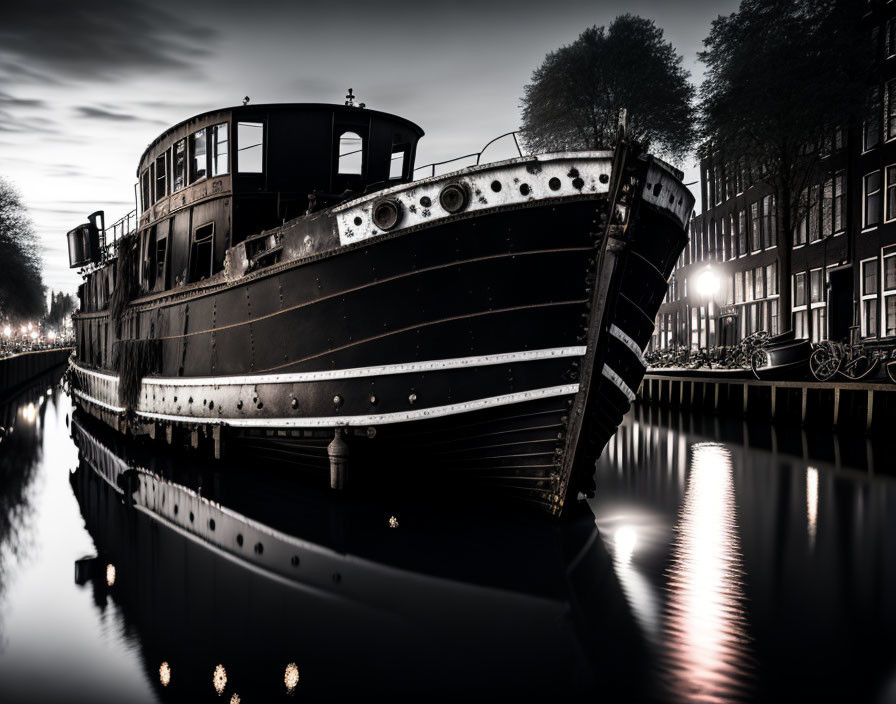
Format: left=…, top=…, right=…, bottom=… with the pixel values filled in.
left=67, top=101, right=693, bottom=514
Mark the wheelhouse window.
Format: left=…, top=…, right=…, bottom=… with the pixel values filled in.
left=211, top=123, right=229, bottom=176
left=338, top=131, right=363, bottom=175
left=173, top=139, right=186, bottom=192
left=189, top=222, right=214, bottom=283
left=864, top=171, right=882, bottom=228
left=861, top=257, right=879, bottom=337
left=237, top=122, right=264, bottom=173
left=155, top=152, right=168, bottom=202
left=140, top=169, right=151, bottom=214
left=390, top=150, right=405, bottom=180
left=189, top=129, right=207, bottom=183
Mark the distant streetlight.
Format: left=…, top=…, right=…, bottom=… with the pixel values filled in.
left=27, top=322, right=32, bottom=331
left=2, top=326, right=10, bottom=337
left=695, top=267, right=721, bottom=298
left=48, top=330, right=56, bottom=340
left=30, top=331, right=38, bottom=340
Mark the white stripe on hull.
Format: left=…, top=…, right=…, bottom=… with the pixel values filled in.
left=72, top=346, right=586, bottom=387
left=135, top=384, right=580, bottom=428
left=600, top=364, right=636, bottom=403
left=609, top=324, right=647, bottom=368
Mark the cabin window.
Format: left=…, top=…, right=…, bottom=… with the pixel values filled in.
left=211, top=123, right=229, bottom=176
left=190, top=129, right=207, bottom=183
left=237, top=122, right=264, bottom=173
left=140, top=169, right=151, bottom=214
left=338, top=131, right=362, bottom=175
left=155, top=152, right=168, bottom=201
left=189, top=222, right=215, bottom=282
left=173, top=139, right=186, bottom=191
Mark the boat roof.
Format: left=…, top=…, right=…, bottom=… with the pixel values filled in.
left=138, top=102, right=425, bottom=173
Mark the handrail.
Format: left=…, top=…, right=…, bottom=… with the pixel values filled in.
left=413, top=131, right=525, bottom=179
left=100, top=209, right=137, bottom=260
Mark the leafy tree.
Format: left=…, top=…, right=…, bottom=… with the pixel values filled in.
left=520, top=14, right=696, bottom=161
left=699, top=0, right=872, bottom=335
left=0, top=177, right=44, bottom=323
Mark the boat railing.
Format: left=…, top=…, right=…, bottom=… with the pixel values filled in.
left=100, top=209, right=137, bottom=259
left=413, top=131, right=525, bottom=179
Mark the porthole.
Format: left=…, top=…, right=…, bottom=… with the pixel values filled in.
left=419, top=196, right=432, bottom=208
left=519, top=184, right=531, bottom=196
left=548, top=177, right=561, bottom=191
left=490, top=180, right=502, bottom=192
left=236, top=533, right=244, bottom=547
left=439, top=183, right=468, bottom=213
left=372, top=199, right=402, bottom=230
left=353, top=216, right=362, bottom=226
left=572, top=177, right=584, bottom=190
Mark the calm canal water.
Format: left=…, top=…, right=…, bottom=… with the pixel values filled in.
left=0, top=370, right=894, bottom=703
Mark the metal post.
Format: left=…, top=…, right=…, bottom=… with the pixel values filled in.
left=328, top=428, right=349, bottom=490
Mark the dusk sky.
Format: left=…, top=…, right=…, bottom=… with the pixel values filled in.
left=0, top=0, right=738, bottom=293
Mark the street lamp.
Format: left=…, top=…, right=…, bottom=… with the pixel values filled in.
left=2, top=326, right=10, bottom=337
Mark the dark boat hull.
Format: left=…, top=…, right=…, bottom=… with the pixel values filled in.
left=70, top=149, right=692, bottom=514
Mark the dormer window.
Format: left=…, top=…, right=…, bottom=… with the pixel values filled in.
left=338, top=131, right=363, bottom=175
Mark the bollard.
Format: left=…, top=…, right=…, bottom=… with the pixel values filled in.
left=328, top=428, right=350, bottom=490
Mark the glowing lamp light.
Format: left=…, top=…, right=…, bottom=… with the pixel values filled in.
left=2, top=326, right=10, bottom=337
left=230, top=694, right=241, bottom=704
left=159, top=662, right=171, bottom=687
left=20, top=326, right=27, bottom=335
left=284, top=662, right=300, bottom=692
left=213, top=664, right=227, bottom=694
left=695, top=268, right=720, bottom=298
left=106, top=564, right=116, bottom=587
left=388, top=516, right=399, bottom=529
left=48, top=331, right=56, bottom=340
left=23, top=402, right=37, bottom=423
left=30, top=331, right=38, bottom=340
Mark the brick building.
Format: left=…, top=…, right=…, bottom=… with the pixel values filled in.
left=653, top=0, right=896, bottom=353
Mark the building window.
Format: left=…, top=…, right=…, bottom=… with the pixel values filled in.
left=885, top=251, right=896, bottom=336
left=808, top=184, right=820, bottom=243
left=886, top=165, right=896, bottom=223
left=793, top=271, right=808, bottom=338
left=833, top=171, right=845, bottom=233
left=738, top=210, right=747, bottom=255
left=809, top=268, right=825, bottom=343
left=865, top=87, right=881, bottom=151
left=795, top=188, right=808, bottom=245
left=735, top=271, right=744, bottom=303
left=887, top=19, right=896, bottom=58
left=770, top=299, right=779, bottom=336
left=173, top=139, right=186, bottom=192
left=762, top=194, right=776, bottom=248
left=189, top=128, right=207, bottom=183
left=729, top=215, right=736, bottom=260
left=834, top=125, right=845, bottom=151
left=865, top=171, right=883, bottom=228
left=887, top=79, right=896, bottom=141
left=821, top=179, right=833, bottom=238
left=211, top=123, right=229, bottom=177
left=861, top=257, right=879, bottom=337
left=154, top=152, right=167, bottom=202
left=809, top=268, right=823, bottom=304
left=750, top=202, right=761, bottom=251
left=766, top=261, right=778, bottom=296
left=237, top=122, right=264, bottom=173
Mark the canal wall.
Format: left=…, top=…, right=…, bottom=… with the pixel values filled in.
left=637, top=374, right=896, bottom=436
left=0, top=348, right=71, bottom=398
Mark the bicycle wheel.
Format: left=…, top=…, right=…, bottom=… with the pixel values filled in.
left=750, top=349, right=770, bottom=380
left=810, top=347, right=840, bottom=381
left=839, top=355, right=879, bottom=380
left=886, top=360, right=896, bottom=384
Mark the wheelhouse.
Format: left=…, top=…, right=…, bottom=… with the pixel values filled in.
left=71, top=103, right=423, bottom=301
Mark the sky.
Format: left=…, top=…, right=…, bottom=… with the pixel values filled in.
left=0, top=0, right=739, bottom=294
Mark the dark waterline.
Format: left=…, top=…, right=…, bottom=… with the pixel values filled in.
left=0, top=373, right=894, bottom=702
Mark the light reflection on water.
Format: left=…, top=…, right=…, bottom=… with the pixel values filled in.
left=662, top=443, right=751, bottom=703
left=594, top=405, right=896, bottom=703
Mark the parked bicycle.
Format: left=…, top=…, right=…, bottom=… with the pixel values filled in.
left=810, top=327, right=882, bottom=381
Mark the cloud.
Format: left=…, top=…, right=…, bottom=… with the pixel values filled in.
left=0, top=0, right=217, bottom=81
left=74, top=105, right=167, bottom=125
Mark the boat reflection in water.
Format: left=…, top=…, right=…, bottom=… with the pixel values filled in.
left=69, top=412, right=653, bottom=702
